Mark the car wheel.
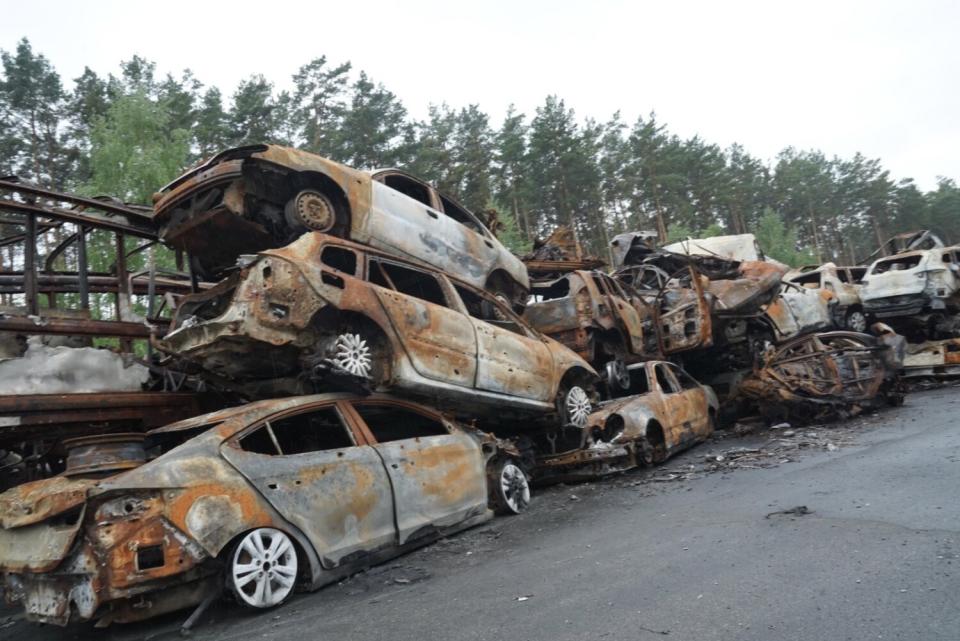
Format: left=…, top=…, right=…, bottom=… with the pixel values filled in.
left=332, top=332, right=374, bottom=378
left=285, top=190, right=338, bottom=233
left=558, top=383, right=593, bottom=428
left=490, top=458, right=531, bottom=515
left=845, top=309, right=868, bottom=333
left=227, top=528, right=298, bottom=610
left=604, top=360, right=631, bottom=392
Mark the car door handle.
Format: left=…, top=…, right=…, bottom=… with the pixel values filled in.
left=484, top=239, right=494, bottom=249
left=391, top=463, right=399, bottom=469
left=426, top=209, right=438, bottom=219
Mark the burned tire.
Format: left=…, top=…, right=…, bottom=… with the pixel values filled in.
left=845, top=309, right=868, bottom=333
left=284, top=190, right=340, bottom=234
left=557, top=382, right=593, bottom=428
left=227, top=528, right=299, bottom=610
left=489, top=458, right=531, bottom=515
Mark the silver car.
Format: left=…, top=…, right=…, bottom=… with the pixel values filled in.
left=153, top=145, right=530, bottom=308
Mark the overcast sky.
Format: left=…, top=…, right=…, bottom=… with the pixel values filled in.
left=2, top=0, right=957, bottom=189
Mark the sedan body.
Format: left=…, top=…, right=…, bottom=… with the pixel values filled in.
left=152, top=145, right=529, bottom=306
left=0, top=394, right=527, bottom=626
left=155, top=233, right=598, bottom=426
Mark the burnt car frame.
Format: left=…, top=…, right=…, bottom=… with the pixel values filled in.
left=783, top=262, right=868, bottom=332
left=156, top=232, right=599, bottom=427
left=535, top=361, right=718, bottom=481
left=0, top=394, right=530, bottom=626
left=523, top=270, right=657, bottom=392
left=152, top=144, right=529, bottom=307
left=737, top=330, right=905, bottom=423
left=860, top=245, right=960, bottom=338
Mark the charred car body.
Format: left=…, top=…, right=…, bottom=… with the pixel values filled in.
left=0, top=394, right=530, bottom=626
left=156, top=232, right=598, bottom=427
left=535, top=361, right=717, bottom=481
left=783, top=262, right=868, bottom=332
left=860, top=244, right=960, bottom=338
left=523, top=270, right=657, bottom=393
left=736, top=328, right=905, bottom=423
left=153, top=145, right=529, bottom=308
left=611, top=232, right=786, bottom=376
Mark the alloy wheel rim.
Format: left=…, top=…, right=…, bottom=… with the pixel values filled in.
left=231, top=528, right=297, bottom=609
left=565, top=386, right=592, bottom=427
left=334, top=333, right=372, bottom=378
left=500, top=463, right=530, bottom=513
left=849, top=312, right=867, bottom=332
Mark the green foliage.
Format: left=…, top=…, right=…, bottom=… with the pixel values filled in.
left=490, top=203, right=532, bottom=255
left=666, top=223, right=725, bottom=243
left=753, top=209, right=816, bottom=266
left=86, top=91, right=190, bottom=204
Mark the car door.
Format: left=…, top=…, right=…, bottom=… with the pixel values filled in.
left=219, top=402, right=396, bottom=567
left=451, top=282, right=555, bottom=401
left=596, top=273, right=647, bottom=355
left=667, top=364, right=711, bottom=439
left=651, top=363, right=695, bottom=449
left=367, top=257, right=478, bottom=387
left=345, top=400, right=488, bottom=545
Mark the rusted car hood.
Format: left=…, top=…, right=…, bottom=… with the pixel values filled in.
left=706, top=261, right=786, bottom=312
left=0, top=475, right=97, bottom=529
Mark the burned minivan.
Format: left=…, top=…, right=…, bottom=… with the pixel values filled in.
left=155, top=233, right=598, bottom=427
left=0, top=394, right=530, bottom=626
left=152, top=145, right=529, bottom=308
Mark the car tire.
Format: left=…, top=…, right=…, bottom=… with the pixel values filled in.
left=557, top=382, right=593, bottom=428
left=845, top=309, right=868, bottom=333
left=227, top=528, right=299, bottom=610
left=489, top=458, right=531, bottom=515
left=284, top=190, right=338, bottom=234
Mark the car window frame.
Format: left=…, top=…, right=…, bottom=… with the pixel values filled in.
left=450, top=279, right=539, bottom=339
left=226, top=400, right=369, bottom=455
left=342, top=399, right=454, bottom=445
left=366, top=256, right=456, bottom=309
left=654, top=363, right=681, bottom=394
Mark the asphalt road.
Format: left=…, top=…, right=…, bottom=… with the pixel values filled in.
left=3, top=387, right=958, bottom=641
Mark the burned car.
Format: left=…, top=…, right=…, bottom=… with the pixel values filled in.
left=523, top=270, right=657, bottom=392
left=0, top=394, right=530, bottom=626
left=153, top=144, right=529, bottom=308
left=156, top=233, right=599, bottom=427
left=612, top=233, right=786, bottom=374
left=764, top=283, right=836, bottom=341
left=736, top=329, right=905, bottom=423
left=523, top=226, right=606, bottom=279
left=783, top=262, right=868, bottom=331
left=535, top=361, right=718, bottom=481
left=860, top=245, right=960, bottom=338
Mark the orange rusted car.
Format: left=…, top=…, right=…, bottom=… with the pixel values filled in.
left=152, top=145, right=529, bottom=308
left=155, top=233, right=598, bottom=427
left=534, top=361, right=718, bottom=481
left=0, top=394, right=530, bottom=626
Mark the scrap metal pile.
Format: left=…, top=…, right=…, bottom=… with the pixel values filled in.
left=0, top=143, right=947, bottom=628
